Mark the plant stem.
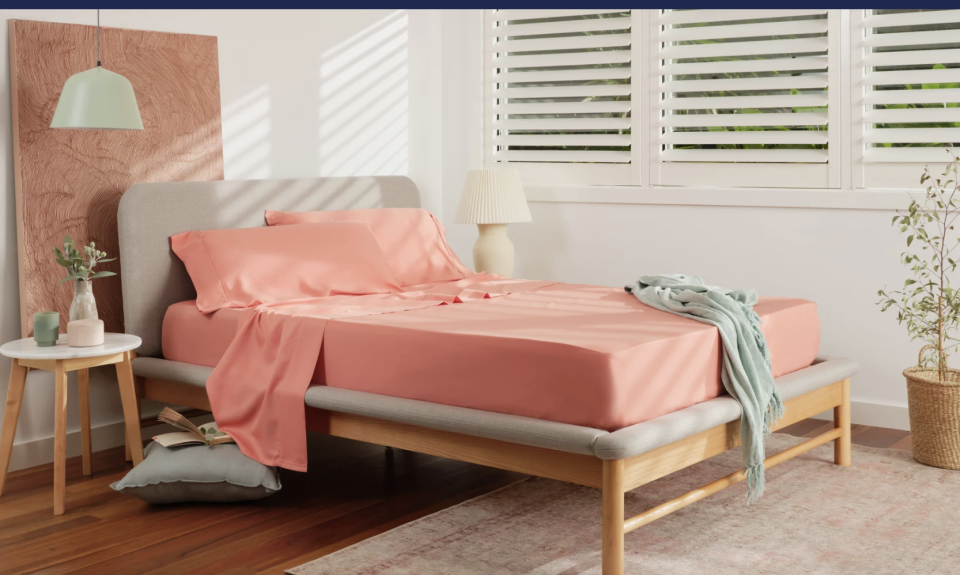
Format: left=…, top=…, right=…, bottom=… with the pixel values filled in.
left=940, top=185, right=950, bottom=381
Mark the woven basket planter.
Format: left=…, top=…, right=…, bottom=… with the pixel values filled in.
left=904, top=365, right=960, bottom=469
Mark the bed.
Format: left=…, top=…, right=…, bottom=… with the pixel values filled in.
left=117, top=176, right=857, bottom=575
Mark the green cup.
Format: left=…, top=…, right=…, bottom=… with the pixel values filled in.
left=33, top=311, right=59, bottom=347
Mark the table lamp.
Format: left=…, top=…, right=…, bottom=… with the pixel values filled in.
left=455, top=169, right=532, bottom=278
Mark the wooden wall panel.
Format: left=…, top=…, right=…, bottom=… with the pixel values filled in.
left=9, top=19, right=223, bottom=337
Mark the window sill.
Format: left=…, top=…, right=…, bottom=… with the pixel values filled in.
left=524, top=185, right=926, bottom=211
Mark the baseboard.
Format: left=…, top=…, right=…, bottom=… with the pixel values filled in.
left=811, top=399, right=911, bottom=432
left=8, top=419, right=128, bottom=473
left=7, top=411, right=214, bottom=473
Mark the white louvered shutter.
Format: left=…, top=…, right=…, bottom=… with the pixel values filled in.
left=484, top=9, right=640, bottom=185
left=653, top=10, right=840, bottom=188
left=854, top=10, right=960, bottom=188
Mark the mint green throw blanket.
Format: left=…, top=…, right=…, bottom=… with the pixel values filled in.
left=629, top=274, right=784, bottom=503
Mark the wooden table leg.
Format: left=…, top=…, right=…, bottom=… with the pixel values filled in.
left=78, top=368, right=92, bottom=476
left=124, top=365, right=143, bottom=463
left=53, top=360, right=68, bottom=515
left=0, top=361, right=28, bottom=497
left=116, top=352, right=144, bottom=466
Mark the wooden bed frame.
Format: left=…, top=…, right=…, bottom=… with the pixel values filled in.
left=130, top=361, right=851, bottom=575
left=115, top=176, right=851, bottom=574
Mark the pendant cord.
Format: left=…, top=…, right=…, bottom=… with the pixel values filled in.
left=96, top=9, right=101, bottom=67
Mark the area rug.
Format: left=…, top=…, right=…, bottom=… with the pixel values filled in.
left=289, top=434, right=960, bottom=574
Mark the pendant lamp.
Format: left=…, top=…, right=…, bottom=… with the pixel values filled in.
left=50, top=10, right=143, bottom=130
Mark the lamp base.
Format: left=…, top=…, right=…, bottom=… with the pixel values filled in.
left=473, top=224, right=514, bottom=278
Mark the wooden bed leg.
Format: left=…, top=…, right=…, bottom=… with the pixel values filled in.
left=834, top=378, right=851, bottom=467
left=602, top=459, right=625, bottom=575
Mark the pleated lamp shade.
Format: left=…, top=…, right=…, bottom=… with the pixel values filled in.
left=455, top=169, right=532, bottom=224
left=50, top=66, right=144, bottom=130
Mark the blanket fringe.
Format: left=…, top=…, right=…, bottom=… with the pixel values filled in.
left=737, top=390, right=785, bottom=504
left=745, top=390, right=785, bottom=503
left=763, top=388, right=786, bottom=437
left=745, top=463, right=766, bottom=505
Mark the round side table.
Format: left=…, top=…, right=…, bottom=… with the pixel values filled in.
left=0, top=333, right=143, bottom=515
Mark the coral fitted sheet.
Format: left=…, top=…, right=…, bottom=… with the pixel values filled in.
left=162, top=284, right=819, bottom=431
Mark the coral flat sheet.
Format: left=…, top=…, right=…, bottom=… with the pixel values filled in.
left=197, top=277, right=554, bottom=471
left=164, top=283, right=819, bottom=470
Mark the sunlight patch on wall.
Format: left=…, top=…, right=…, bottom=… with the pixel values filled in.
left=319, top=11, right=409, bottom=176
left=223, top=85, right=272, bottom=179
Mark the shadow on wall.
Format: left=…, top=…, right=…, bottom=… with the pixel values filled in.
left=318, top=10, right=409, bottom=177
left=223, top=85, right=271, bottom=180
left=219, top=10, right=409, bottom=182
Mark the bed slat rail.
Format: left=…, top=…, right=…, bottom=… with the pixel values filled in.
left=623, top=426, right=843, bottom=534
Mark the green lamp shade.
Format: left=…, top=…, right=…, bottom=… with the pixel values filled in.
left=50, top=66, right=143, bottom=130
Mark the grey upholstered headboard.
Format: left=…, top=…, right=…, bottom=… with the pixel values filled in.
left=118, top=176, right=421, bottom=357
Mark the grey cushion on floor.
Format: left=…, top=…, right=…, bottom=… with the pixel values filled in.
left=111, top=442, right=281, bottom=504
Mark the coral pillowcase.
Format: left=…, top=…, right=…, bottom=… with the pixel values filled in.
left=265, top=208, right=470, bottom=287
left=171, top=222, right=402, bottom=314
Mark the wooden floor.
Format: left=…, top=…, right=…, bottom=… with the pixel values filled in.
left=0, top=420, right=910, bottom=575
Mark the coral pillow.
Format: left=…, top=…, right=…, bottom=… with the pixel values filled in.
left=171, top=222, right=401, bottom=314
left=265, top=208, right=470, bottom=287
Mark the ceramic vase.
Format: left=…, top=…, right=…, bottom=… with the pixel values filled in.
left=70, top=279, right=98, bottom=321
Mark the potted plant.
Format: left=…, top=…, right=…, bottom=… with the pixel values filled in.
left=53, top=236, right=116, bottom=321
left=878, top=156, right=960, bottom=469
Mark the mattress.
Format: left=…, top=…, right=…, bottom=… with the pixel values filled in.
left=161, top=284, right=819, bottom=431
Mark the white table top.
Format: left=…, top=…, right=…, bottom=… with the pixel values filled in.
left=0, top=333, right=142, bottom=360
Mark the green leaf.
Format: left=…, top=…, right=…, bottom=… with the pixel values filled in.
left=907, top=235, right=914, bottom=247
left=922, top=63, right=947, bottom=91
left=88, top=271, right=116, bottom=279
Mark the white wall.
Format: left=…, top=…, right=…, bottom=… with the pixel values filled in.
left=437, top=11, right=916, bottom=431
left=0, top=9, right=443, bottom=470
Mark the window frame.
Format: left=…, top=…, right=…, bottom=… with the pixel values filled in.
left=482, top=9, right=644, bottom=186
left=648, top=9, right=843, bottom=189
left=851, top=9, right=960, bottom=190
left=476, top=9, right=958, bottom=198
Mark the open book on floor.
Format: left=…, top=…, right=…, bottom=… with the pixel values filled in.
left=152, top=407, right=235, bottom=448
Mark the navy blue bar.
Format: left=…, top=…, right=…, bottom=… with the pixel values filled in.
left=6, top=2, right=959, bottom=10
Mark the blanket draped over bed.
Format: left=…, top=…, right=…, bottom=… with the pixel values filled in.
left=629, top=274, right=783, bottom=503
left=206, top=276, right=555, bottom=471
